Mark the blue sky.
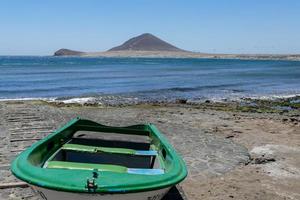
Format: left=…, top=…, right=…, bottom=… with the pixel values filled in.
left=0, top=0, right=300, bottom=55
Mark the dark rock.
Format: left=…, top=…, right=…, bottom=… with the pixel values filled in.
left=290, top=118, right=298, bottom=122
left=54, top=49, right=84, bottom=56
left=291, top=114, right=300, bottom=117
left=176, top=99, right=187, bottom=104
left=251, top=155, right=276, bottom=164
left=83, top=102, right=98, bottom=106
left=233, top=130, right=242, bottom=133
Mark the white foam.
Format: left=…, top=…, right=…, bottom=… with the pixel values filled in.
left=248, top=94, right=300, bottom=100
left=58, top=97, right=98, bottom=104
left=0, top=97, right=54, bottom=102
left=0, top=96, right=99, bottom=105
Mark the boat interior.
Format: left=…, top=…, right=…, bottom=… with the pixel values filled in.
left=43, top=131, right=166, bottom=175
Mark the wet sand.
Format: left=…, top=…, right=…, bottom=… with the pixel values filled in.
left=0, top=100, right=299, bottom=200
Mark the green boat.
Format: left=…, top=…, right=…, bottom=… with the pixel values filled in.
left=11, top=117, right=187, bottom=200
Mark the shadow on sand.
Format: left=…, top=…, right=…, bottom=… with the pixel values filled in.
left=162, top=186, right=187, bottom=200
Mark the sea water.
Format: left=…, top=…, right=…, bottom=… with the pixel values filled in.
left=0, top=56, right=299, bottom=103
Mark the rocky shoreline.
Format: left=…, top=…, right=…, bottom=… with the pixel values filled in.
left=49, top=95, right=300, bottom=114
left=0, top=98, right=299, bottom=199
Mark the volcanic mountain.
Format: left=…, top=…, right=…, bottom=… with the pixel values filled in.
left=108, top=33, right=185, bottom=52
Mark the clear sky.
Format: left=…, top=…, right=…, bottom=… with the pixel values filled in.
left=0, top=0, right=300, bottom=55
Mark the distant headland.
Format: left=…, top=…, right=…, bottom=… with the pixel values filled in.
left=54, top=49, right=84, bottom=56
left=54, top=33, right=300, bottom=61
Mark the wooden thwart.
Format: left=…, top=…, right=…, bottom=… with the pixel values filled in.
left=0, top=182, right=28, bottom=189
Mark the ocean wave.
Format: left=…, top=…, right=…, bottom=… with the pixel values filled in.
left=0, top=86, right=87, bottom=95
left=56, top=97, right=97, bottom=104
left=137, top=83, right=246, bottom=93
left=0, top=97, right=55, bottom=102
left=246, top=94, right=300, bottom=100
left=1, top=57, right=300, bottom=104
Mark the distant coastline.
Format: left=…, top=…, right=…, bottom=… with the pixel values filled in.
left=53, top=33, right=300, bottom=61
left=76, top=50, right=300, bottom=61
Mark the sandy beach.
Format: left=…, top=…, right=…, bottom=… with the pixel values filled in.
left=0, top=99, right=299, bottom=200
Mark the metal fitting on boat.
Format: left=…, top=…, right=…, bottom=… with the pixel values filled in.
left=86, top=178, right=97, bottom=192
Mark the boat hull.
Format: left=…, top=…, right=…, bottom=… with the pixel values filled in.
left=32, top=186, right=170, bottom=200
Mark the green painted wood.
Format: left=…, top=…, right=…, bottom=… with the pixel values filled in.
left=11, top=117, right=187, bottom=194
left=62, top=143, right=137, bottom=155
left=47, top=161, right=128, bottom=173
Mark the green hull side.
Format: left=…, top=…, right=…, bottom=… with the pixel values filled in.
left=11, top=117, right=187, bottom=193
